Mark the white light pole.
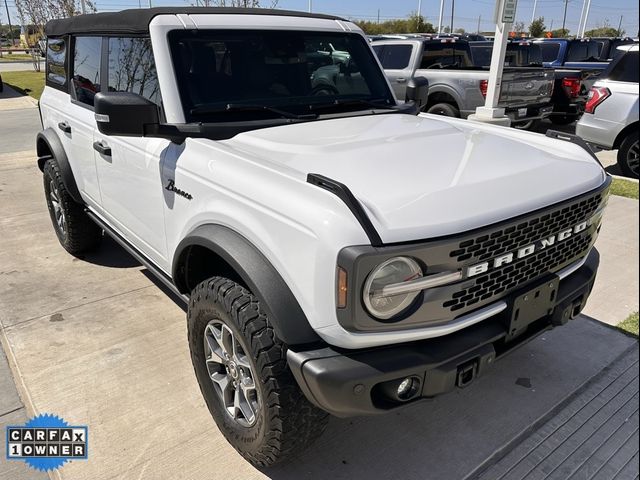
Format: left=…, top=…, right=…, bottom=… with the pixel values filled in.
left=468, top=0, right=515, bottom=126
left=437, top=0, right=445, bottom=33
left=579, top=0, right=592, bottom=37
left=577, top=0, right=587, bottom=37
left=308, top=0, right=312, bottom=13
left=530, top=0, right=537, bottom=23
left=418, top=0, right=422, bottom=16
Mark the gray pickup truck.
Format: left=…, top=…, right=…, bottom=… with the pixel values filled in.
left=372, top=38, right=554, bottom=127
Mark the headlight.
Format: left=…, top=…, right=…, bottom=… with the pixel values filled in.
left=363, top=257, right=423, bottom=320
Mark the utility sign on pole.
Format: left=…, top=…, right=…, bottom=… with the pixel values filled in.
left=500, top=0, right=518, bottom=23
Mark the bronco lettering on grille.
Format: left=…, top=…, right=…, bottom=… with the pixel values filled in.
left=466, top=220, right=589, bottom=278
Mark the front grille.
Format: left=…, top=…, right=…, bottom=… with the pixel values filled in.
left=449, top=191, right=604, bottom=264
left=442, top=188, right=608, bottom=312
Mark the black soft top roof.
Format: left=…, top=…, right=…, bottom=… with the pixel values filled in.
left=45, top=7, right=346, bottom=37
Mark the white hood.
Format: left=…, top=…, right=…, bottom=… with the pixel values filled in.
left=224, top=113, right=606, bottom=243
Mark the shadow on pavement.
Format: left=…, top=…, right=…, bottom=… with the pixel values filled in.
left=75, top=235, right=141, bottom=268
left=0, top=84, right=24, bottom=99
left=260, top=318, right=636, bottom=480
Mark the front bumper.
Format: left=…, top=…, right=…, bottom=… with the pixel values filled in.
left=288, top=248, right=599, bottom=417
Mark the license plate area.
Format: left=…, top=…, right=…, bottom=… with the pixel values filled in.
left=506, top=276, right=560, bottom=341
left=518, top=107, right=528, bottom=117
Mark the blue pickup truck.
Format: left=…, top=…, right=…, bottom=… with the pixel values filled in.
left=534, top=38, right=610, bottom=69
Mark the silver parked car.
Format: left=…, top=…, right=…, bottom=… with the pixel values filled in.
left=576, top=44, right=639, bottom=178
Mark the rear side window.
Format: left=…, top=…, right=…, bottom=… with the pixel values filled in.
left=566, top=41, right=599, bottom=62
left=538, top=42, right=560, bottom=63
left=375, top=44, right=413, bottom=69
left=46, top=38, right=67, bottom=89
left=72, top=36, right=102, bottom=107
left=108, top=37, right=161, bottom=106
left=607, top=51, right=639, bottom=83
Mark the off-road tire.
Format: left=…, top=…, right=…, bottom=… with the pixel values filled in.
left=617, top=131, right=639, bottom=179
left=426, top=102, right=460, bottom=117
left=188, top=277, right=329, bottom=467
left=43, top=158, right=102, bottom=254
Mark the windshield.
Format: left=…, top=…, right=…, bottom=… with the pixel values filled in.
left=168, top=30, right=395, bottom=123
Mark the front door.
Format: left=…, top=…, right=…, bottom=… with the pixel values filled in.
left=93, top=36, right=170, bottom=269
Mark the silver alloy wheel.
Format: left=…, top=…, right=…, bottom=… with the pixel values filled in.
left=49, top=180, right=67, bottom=236
left=204, top=320, right=259, bottom=427
left=627, top=140, right=639, bottom=176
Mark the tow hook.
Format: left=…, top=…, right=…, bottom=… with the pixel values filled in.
left=456, top=360, right=478, bottom=388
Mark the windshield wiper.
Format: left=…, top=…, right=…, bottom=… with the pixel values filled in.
left=308, top=98, right=396, bottom=112
left=190, top=103, right=318, bottom=120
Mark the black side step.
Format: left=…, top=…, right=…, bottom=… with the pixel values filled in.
left=546, top=130, right=603, bottom=167
left=307, top=173, right=383, bottom=247
left=85, top=209, right=189, bottom=305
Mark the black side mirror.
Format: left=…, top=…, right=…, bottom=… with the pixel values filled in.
left=405, top=76, right=429, bottom=108
left=94, top=92, right=159, bottom=137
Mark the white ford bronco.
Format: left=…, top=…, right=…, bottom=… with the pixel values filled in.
left=38, top=7, right=610, bottom=466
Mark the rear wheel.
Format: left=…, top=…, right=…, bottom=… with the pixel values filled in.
left=426, top=102, right=460, bottom=117
left=617, top=131, right=639, bottom=179
left=188, top=277, right=328, bottom=466
left=43, top=158, right=102, bottom=254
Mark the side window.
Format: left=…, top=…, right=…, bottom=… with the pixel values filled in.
left=46, top=38, right=67, bottom=89
left=378, top=45, right=412, bottom=70
left=72, top=36, right=102, bottom=107
left=108, top=37, right=161, bottom=106
left=608, top=52, right=639, bottom=83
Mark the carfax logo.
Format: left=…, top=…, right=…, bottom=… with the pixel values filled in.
left=6, top=413, right=88, bottom=472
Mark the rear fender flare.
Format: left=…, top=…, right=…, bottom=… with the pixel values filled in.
left=36, top=128, right=83, bottom=204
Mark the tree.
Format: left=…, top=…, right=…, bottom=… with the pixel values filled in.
left=355, top=17, right=435, bottom=35
left=513, top=21, right=525, bottom=34
left=529, top=17, right=545, bottom=37
left=454, top=27, right=466, bottom=34
left=585, top=20, right=624, bottom=37
left=14, top=0, right=96, bottom=40
left=551, top=28, right=570, bottom=38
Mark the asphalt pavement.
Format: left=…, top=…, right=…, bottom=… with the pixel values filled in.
left=0, top=88, right=638, bottom=480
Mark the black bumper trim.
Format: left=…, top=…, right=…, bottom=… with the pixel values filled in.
left=288, top=248, right=599, bottom=417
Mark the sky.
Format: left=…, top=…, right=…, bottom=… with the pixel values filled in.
left=1, top=0, right=638, bottom=37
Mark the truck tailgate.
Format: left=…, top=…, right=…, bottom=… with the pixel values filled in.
left=499, top=68, right=554, bottom=107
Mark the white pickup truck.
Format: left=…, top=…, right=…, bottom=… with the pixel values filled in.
left=38, top=7, right=609, bottom=466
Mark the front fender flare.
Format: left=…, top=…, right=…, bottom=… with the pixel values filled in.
left=173, top=225, right=321, bottom=346
left=36, top=128, right=83, bottom=204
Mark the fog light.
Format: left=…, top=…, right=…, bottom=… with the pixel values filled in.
left=397, top=376, right=420, bottom=400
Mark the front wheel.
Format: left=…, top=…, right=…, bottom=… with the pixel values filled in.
left=425, top=102, right=460, bottom=117
left=617, top=131, right=639, bottom=179
left=187, top=277, right=328, bottom=466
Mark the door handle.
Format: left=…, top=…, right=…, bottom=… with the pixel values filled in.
left=93, top=140, right=112, bottom=157
left=396, top=78, right=407, bottom=83
left=58, top=122, right=71, bottom=134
